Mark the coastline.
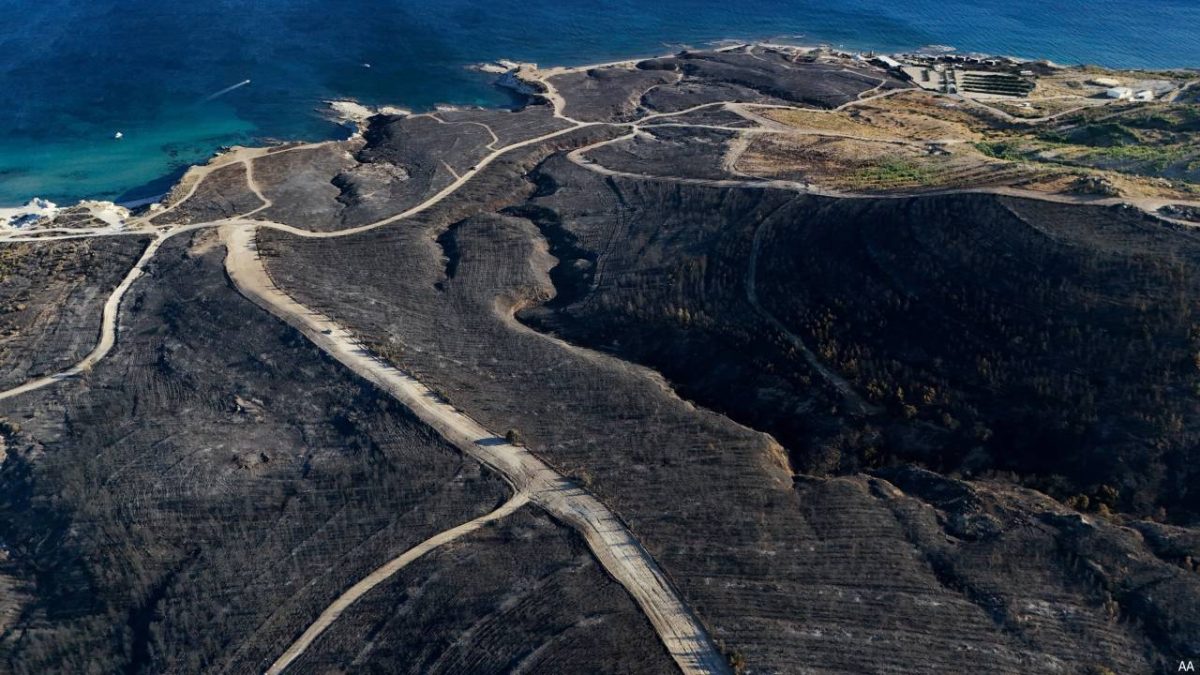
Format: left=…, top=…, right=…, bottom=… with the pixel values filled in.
left=3, top=38, right=1196, bottom=227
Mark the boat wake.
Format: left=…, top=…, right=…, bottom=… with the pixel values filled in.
left=205, top=79, right=252, bottom=102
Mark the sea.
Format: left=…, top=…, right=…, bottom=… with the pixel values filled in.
left=1, top=0, right=1198, bottom=208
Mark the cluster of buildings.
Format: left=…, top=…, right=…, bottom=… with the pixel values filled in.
left=1093, top=78, right=1157, bottom=101
left=864, top=51, right=1177, bottom=105
left=830, top=44, right=1187, bottom=107
left=868, top=52, right=1038, bottom=99
left=1104, top=87, right=1155, bottom=101
left=1092, top=76, right=1180, bottom=102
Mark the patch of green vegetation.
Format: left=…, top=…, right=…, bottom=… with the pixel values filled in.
left=1121, top=105, right=1200, bottom=132
left=1082, top=143, right=1191, bottom=172
left=1058, top=122, right=1140, bottom=148
left=974, top=141, right=1027, bottom=161
left=851, top=158, right=938, bottom=187
left=977, top=109, right=1200, bottom=180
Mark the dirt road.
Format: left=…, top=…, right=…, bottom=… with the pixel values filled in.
left=221, top=223, right=731, bottom=675
left=746, top=215, right=880, bottom=416
left=0, top=233, right=163, bottom=402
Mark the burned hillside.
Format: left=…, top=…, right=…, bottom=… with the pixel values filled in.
left=518, top=157, right=1200, bottom=521
left=0, top=234, right=665, bottom=674
left=3, top=43, right=1200, bottom=674
left=0, top=236, right=150, bottom=390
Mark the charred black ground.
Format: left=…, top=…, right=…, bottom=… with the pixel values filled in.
left=2, top=44, right=1199, bottom=674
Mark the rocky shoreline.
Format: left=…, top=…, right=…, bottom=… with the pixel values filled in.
left=8, top=39, right=1193, bottom=233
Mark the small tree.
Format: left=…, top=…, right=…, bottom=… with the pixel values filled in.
left=728, top=649, right=748, bottom=675
left=0, top=417, right=19, bottom=436
left=505, top=428, right=524, bottom=446
left=570, top=468, right=594, bottom=488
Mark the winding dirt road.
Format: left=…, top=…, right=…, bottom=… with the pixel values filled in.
left=0, top=232, right=164, bottom=402
left=746, top=215, right=880, bottom=416
left=221, top=223, right=731, bottom=675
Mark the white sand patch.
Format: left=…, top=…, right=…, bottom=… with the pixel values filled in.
left=81, top=200, right=130, bottom=228
left=326, top=100, right=411, bottom=127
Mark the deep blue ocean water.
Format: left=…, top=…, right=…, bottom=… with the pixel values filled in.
left=1, top=0, right=1197, bottom=207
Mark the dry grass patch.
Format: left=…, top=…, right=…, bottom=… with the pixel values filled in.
left=739, top=133, right=1050, bottom=193
left=763, top=91, right=994, bottom=143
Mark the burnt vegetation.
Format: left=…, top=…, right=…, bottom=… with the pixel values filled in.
left=0, top=235, right=513, bottom=673
left=285, top=506, right=675, bottom=675
left=259, top=73, right=1200, bottom=668
left=514, top=151, right=1200, bottom=523
left=0, top=236, right=150, bottom=390
left=757, top=196, right=1200, bottom=519
left=3, top=44, right=1200, bottom=673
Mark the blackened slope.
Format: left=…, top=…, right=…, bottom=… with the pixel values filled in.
left=523, top=152, right=1200, bottom=521
left=258, top=208, right=1174, bottom=673
left=757, top=195, right=1200, bottom=519
left=0, top=232, right=509, bottom=674
left=435, top=105, right=575, bottom=148
left=251, top=110, right=591, bottom=234
left=874, top=465, right=1199, bottom=670
left=0, top=236, right=150, bottom=390
left=638, top=49, right=904, bottom=111
left=254, top=144, right=360, bottom=231
left=583, top=127, right=741, bottom=180
left=285, top=506, right=676, bottom=675
left=543, top=46, right=902, bottom=123
left=348, top=114, right=494, bottom=226
left=547, top=67, right=679, bottom=122
left=256, top=144, right=1185, bottom=671
left=150, top=163, right=262, bottom=225
left=519, top=156, right=848, bottom=473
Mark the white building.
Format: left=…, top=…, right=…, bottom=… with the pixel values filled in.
left=873, top=55, right=902, bottom=70
left=1105, top=86, right=1133, bottom=100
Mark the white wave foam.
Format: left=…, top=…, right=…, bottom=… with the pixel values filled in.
left=0, top=198, right=59, bottom=229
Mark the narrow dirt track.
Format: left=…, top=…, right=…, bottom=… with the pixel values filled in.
left=0, top=233, right=163, bottom=402
left=746, top=215, right=880, bottom=416
left=264, top=492, right=532, bottom=675
left=565, top=143, right=1200, bottom=211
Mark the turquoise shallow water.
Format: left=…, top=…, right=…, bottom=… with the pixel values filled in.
left=1, top=0, right=1198, bottom=207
